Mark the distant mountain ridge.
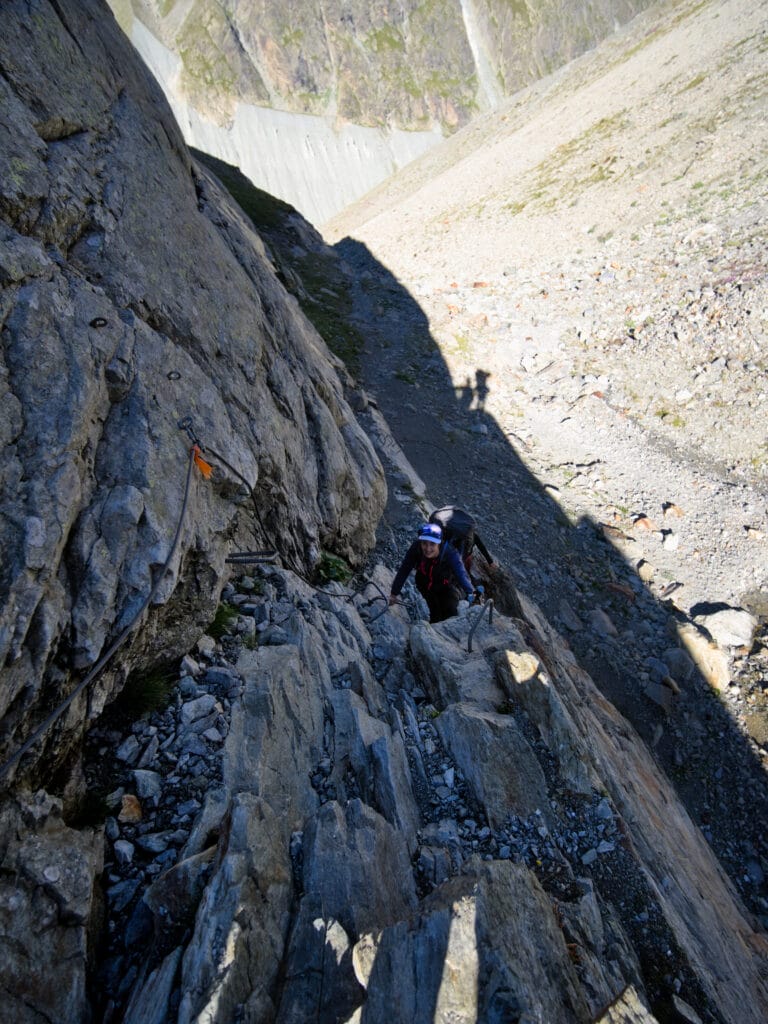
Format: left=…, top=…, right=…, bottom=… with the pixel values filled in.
left=108, top=0, right=654, bottom=222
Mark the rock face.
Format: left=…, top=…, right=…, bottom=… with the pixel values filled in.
left=2, top=4, right=768, bottom=1024
left=0, top=0, right=384, bottom=780
left=9, top=562, right=764, bottom=1023
left=108, top=0, right=654, bottom=222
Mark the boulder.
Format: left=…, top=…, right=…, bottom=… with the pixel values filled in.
left=434, top=702, right=550, bottom=827
left=0, top=791, right=102, bottom=1024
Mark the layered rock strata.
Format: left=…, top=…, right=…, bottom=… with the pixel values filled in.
left=0, top=0, right=384, bottom=780
left=8, top=563, right=767, bottom=1022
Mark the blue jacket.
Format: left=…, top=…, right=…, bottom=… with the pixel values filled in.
left=391, top=541, right=474, bottom=597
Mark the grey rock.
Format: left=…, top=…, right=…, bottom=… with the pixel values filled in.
left=116, top=735, right=141, bottom=765
left=123, top=948, right=183, bottom=1024
left=180, top=695, right=217, bottom=726
left=109, top=879, right=141, bottom=913
left=694, top=606, right=758, bottom=648
left=114, top=840, right=135, bottom=866
left=179, top=676, right=199, bottom=698
left=661, top=648, right=695, bottom=682
left=137, top=733, right=161, bottom=769
left=133, top=770, right=163, bottom=800
left=302, top=800, right=417, bottom=936
left=435, top=703, right=550, bottom=828
left=136, top=832, right=173, bottom=855
left=180, top=655, right=201, bottom=677
left=0, top=0, right=384, bottom=779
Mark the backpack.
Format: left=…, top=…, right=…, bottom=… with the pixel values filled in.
left=429, top=506, right=477, bottom=559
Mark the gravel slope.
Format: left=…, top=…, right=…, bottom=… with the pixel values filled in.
left=326, top=0, right=768, bottom=925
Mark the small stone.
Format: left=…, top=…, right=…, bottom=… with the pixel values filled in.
left=118, top=794, right=142, bottom=823
left=558, top=600, right=582, bottom=631
left=645, top=682, right=674, bottom=713
left=133, top=769, right=162, bottom=799
left=196, top=635, right=216, bottom=656
left=179, top=675, right=198, bottom=698
left=180, top=695, right=217, bottom=725
left=693, top=606, right=757, bottom=649
left=180, top=655, right=200, bottom=677
left=136, top=832, right=171, bottom=854
left=116, top=735, right=141, bottom=765
left=672, top=996, right=704, bottom=1024
left=676, top=623, right=730, bottom=689
left=43, top=866, right=61, bottom=883
left=581, top=848, right=598, bottom=865
left=633, top=515, right=657, bottom=531
left=595, top=799, right=613, bottom=821
left=661, top=648, right=694, bottom=682
left=114, top=840, right=135, bottom=866
left=637, top=560, right=655, bottom=583
left=589, top=608, right=618, bottom=637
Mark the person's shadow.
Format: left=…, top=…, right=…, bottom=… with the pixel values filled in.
left=474, top=369, right=490, bottom=411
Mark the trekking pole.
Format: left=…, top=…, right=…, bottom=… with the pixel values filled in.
left=467, top=599, right=494, bottom=653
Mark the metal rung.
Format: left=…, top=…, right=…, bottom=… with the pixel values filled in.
left=225, top=551, right=278, bottom=564
left=468, top=599, right=494, bottom=653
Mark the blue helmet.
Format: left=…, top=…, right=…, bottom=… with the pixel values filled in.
left=417, top=523, right=442, bottom=544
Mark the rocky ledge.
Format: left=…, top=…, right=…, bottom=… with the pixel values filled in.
left=5, top=559, right=766, bottom=1023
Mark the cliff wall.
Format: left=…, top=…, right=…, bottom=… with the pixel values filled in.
left=1, top=3, right=766, bottom=1023
left=109, top=0, right=654, bottom=222
left=0, top=0, right=384, bottom=784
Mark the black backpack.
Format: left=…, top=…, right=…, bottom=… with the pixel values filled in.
left=429, top=506, right=477, bottom=559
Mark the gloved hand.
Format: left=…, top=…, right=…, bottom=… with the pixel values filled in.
left=467, top=591, right=476, bottom=606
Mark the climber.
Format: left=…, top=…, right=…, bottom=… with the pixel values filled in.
left=388, top=522, right=476, bottom=624
left=428, top=505, right=498, bottom=580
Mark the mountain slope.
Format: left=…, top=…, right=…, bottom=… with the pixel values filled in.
left=108, top=0, right=656, bottom=222
left=327, top=0, right=767, bottom=541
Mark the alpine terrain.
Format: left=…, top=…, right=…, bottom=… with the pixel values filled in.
left=0, top=1, right=766, bottom=1023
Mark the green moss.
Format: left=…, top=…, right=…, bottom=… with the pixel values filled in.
left=111, top=663, right=178, bottom=719
left=280, top=27, right=304, bottom=47
left=679, top=72, right=707, bottom=92
left=365, top=24, right=405, bottom=53
left=314, top=551, right=353, bottom=584
left=208, top=601, right=239, bottom=640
